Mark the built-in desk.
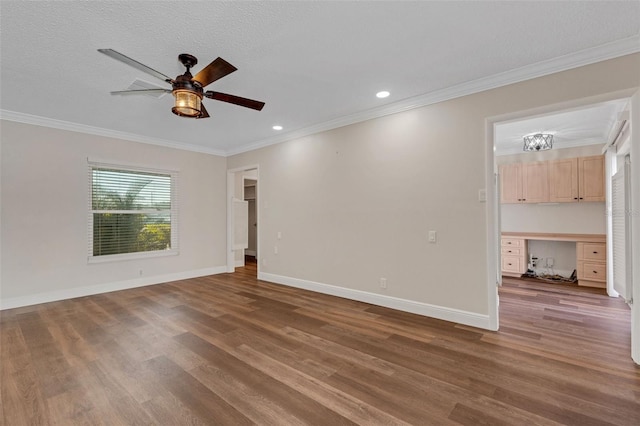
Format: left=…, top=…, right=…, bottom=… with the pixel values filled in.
left=501, top=232, right=607, bottom=288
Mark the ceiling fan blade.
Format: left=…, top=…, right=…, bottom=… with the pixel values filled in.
left=197, top=104, right=210, bottom=119
left=193, top=57, right=237, bottom=88
left=205, top=91, right=265, bottom=111
left=98, top=49, right=173, bottom=83
left=110, top=89, right=172, bottom=95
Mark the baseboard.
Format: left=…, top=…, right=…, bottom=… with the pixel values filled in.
left=245, top=250, right=256, bottom=257
left=235, top=260, right=245, bottom=267
left=258, top=272, right=491, bottom=330
left=0, top=266, right=228, bottom=310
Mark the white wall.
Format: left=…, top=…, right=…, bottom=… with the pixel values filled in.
left=0, top=121, right=228, bottom=308
left=228, top=53, right=640, bottom=328
left=501, top=202, right=606, bottom=234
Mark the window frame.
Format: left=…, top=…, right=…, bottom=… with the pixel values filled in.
left=87, top=160, right=179, bottom=264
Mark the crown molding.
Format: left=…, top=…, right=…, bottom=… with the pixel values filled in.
left=0, top=110, right=227, bottom=157
left=1, top=36, right=638, bottom=158
left=227, top=35, right=640, bottom=156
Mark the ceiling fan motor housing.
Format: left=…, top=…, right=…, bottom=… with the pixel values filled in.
left=171, top=74, right=204, bottom=118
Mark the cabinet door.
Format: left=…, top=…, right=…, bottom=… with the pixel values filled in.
left=499, top=164, right=522, bottom=204
left=549, top=158, right=578, bottom=202
left=579, top=156, right=605, bottom=202
left=522, top=162, right=549, bottom=203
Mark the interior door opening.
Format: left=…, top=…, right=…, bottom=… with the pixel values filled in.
left=489, top=92, right=637, bottom=362
left=228, top=166, right=259, bottom=277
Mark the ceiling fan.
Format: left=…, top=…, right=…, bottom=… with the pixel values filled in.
left=98, top=49, right=265, bottom=119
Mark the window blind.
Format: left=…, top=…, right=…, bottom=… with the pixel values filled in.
left=88, top=161, right=178, bottom=261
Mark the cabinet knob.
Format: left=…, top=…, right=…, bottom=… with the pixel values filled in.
left=508, top=263, right=512, bottom=266
left=579, top=197, right=584, bottom=200
left=593, top=251, right=598, bottom=254
left=574, top=198, right=578, bottom=200
left=593, top=270, right=598, bottom=274
left=508, top=250, right=512, bottom=253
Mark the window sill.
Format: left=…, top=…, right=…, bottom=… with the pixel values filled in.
left=88, top=249, right=179, bottom=264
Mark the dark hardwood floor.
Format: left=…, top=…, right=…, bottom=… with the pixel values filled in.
left=1, top=265, right=638, bottom=425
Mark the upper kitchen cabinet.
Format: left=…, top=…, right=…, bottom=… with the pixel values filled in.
left=500, top=162, right=548, bottom=204
left=521, top=161, right=549, bottom=203
left=500, top=163, right=523, bottom=204
left=501, top=155, right=604, bottom=204
left=548, top=155, right=604, bottom=203
left=578, top=156, right=605, bottom=202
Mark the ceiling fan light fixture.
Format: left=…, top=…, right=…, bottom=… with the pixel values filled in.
left=172, top=89, right=202, bottom=118
left=523, top=133, right=553, bottom=151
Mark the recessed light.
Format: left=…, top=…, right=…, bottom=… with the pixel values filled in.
left=376, top=91, right=390, bottom=98
left=272, top=125, right=283, bottom=131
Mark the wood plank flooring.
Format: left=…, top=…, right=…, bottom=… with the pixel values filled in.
left=2, top=263, right=638, bottom=425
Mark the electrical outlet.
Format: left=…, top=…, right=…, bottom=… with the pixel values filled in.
left=262, top=258, right=268, bottom=266
left=379, top=278, right=387, bottom=289
left=274, top=246, right=278, bottom=255
left=546, top=257, right=554, bottom=267
left=428, top=230, right=437, bottom=243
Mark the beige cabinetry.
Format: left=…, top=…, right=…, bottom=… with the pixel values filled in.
left=501, top=237, right=528, bottom=277
left=499, top=163, right=522, bottom=204
left=500, top=162, right=548, bottom=203
left=548, top=156, right=605, bottom=203
left=502, top=155, right=604, bottom=204
left=577, top=242, right=606, bottom=288
left=521, top=162, right=549, bottom=203
left=578, top=156, right=605, bottom=202
left=548, top=158, right=578, bottom=202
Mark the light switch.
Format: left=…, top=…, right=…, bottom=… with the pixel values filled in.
left=478, top=189, right=487, bottom=202
left=277, top=231, right=282, bottom=240
left=428, top=231, right=437, bottom=243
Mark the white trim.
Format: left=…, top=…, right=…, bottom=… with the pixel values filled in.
left=485, top=120, right=500, bottom=331
left=258, top=272, right=491, bottom=330
left=0, top=266, right=227, bottom=310
left=88, top=157, right=180, bottom=174
left=245, top=250, right=257, bottom=257
left=227, top=36, right=640, bottom=156
left=0, top=110, right=226, bottom=157
left=2, top=36, right=638, bottom=158
left=87, top=249, right=179, bottom=264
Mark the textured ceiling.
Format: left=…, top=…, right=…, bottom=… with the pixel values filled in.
left=1, top=1, right=639, bottom=155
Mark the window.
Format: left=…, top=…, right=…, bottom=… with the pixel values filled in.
left=88, top=161, right=178, bottom=262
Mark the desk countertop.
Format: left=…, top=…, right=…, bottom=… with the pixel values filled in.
left=501, top=232, right=606, bottom=243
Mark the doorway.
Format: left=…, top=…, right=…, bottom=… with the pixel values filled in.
left=486, top=89, right=638, bottom=361
left=227, top=165, right=259, bottom=277
left=244, top=178, right=258, bottom=269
